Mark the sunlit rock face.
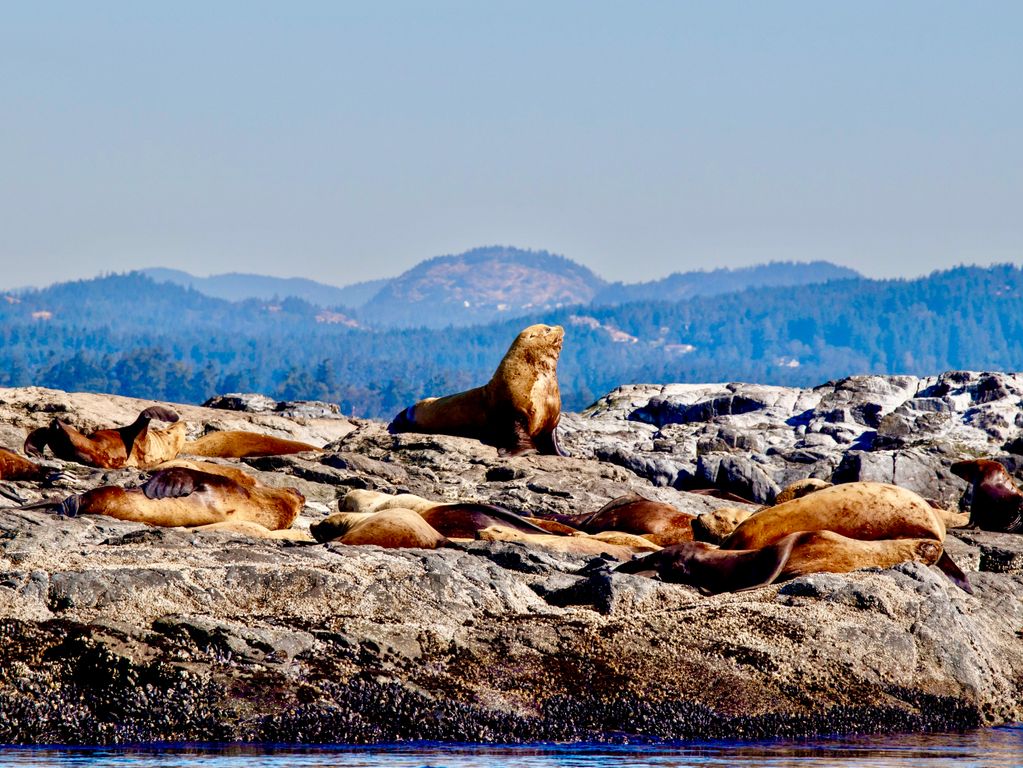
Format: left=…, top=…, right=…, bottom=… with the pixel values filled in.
left=1, top=377, right=1022, bottom=745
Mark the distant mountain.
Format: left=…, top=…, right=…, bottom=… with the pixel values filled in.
left=139, top=251, right=860, bottom=328
left=595, top=261, right=861, bottom=305
left=358, top=246, right=607, bottom=327
left=141, top=268, right=387, bottom=309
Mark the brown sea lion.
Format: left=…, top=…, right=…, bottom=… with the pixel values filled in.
left=950, top=458, right=1023, bottom=533
left=0, top=448, right=46, bottom=481
left=56, top=466, right=303, bottom=531
left=477, top=525, right=653, bottom=560
left=388, top=324, right=567, bottom=456
left=691, top=506, right=757, bottom=544
left=24, top=406, right=185, bottom=469
left=340, top=489, right=439, bottom=514
left=721, top=481, right=970, bottom=592
left=616, top=531, right=943, bottom=595
left=419, top=502, right=560, bottom=539
left=773, top=478, right=833, bottom=505
left=557, top=493, right=697, bottom=547
left=183, top=431, right=321, bottom=459
left=310, top=509, right=446, bottom=549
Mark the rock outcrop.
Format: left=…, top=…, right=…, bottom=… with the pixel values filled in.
left=1, top=377, right=1022, bottom=745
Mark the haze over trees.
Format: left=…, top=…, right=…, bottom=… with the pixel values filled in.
left=2, top=257, right=1021, bottom=419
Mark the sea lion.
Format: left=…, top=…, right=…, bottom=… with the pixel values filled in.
left=557, top=493, right=697, bottom=547
left=340, top=489, right=439, bottom=514
left=0, top=448, right=46, bottom=481
left=24, top=406, right=186, bottom=469
left=616, top=531, right=943, bottom=595
left=388, top=324, right=567, bottom=456
left=183, top=431, right=321, bottom=459
left=310, top=509, right=447, bottom=549
left=773, top=478, right=833, bottom=505
left=477, top=525, right=653, bottom=560
left=950, top=458, right=1023, bottom=533
left=56, top=466, right=304, bottom=530
left=193, top=520, right=315, bottom=541
left=420, top=502, right=561, bottom=539
left=691, top=506, right=756, bottom=544
left=721, top=481, right=971, bottom=593
left=723, top=482, right=951, bottom=550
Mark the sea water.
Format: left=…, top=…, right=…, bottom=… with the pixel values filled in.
left=1, top=725, right=1021, bottom=767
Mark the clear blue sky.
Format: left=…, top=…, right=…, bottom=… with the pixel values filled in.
left=1, top=1, right=1020, bottom=288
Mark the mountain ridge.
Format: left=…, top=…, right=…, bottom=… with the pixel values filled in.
left=138, top=246, right=861, bottom=328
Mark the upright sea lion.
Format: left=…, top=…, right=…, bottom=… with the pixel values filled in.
left=388, top=324, right=567, bottom=456
left=311, top=509, right=447, bottom=549
left=617, top=531, right=943, bottom=595
left=56, top=466, right=304, bottom=531
left=950, top=458, right=1023, bottom=533
left=183, top=431, right=321, bottom=459
left=24, top=406, right=185, bottom=469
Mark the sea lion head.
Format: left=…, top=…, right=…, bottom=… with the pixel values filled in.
left=950, top=458, right=1012, bottom=485
left=310, top=512, right=373, bottom=543
left=506, top=324, right=564, bottom=367
left=691, top=506, right=755, bottom=544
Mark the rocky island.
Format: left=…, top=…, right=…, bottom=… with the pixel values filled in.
left=1, top=371, right=1022, bottom=744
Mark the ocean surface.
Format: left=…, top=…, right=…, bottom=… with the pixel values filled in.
left=2, top=726, right=1022, bottom=768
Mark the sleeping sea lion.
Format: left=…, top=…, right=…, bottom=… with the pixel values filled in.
left=340, top=489, right=439, bottom=514
left=556, top=493, right=697, bottom=546
left=477, top=525, right=654, bottom=560
left=721, top=481, right=970, bottom=592
left=56, top=466, right=303, bottom=531
left=388, top=324, right=567, bottom=456
left=950, top=458, right=1023, bottom=533
left=420, top=502, right=561, bottom=539
left=773, top=478, right=833, bottom=505
left=311, top=509, right=446, bottom=549
left=183, top=431, right=321, bottom=458
left=616, top=531, right=943, bottom=595
left=691, top=506, right=757, bottom=544
left=24, top=406, right=186, bottom=469
left=723, top=482, right=952, bottom=550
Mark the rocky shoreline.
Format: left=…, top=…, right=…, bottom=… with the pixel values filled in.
left=1, top=373, right=1022, bottom=744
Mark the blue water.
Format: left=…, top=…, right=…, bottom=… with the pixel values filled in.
left=2, top=727, right=1022, bottom=768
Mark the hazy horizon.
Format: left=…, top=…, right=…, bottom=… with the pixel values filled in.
left=2, top=2, right=1020, bottom=290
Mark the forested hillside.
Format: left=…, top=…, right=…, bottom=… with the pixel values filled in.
left=2, top=265, right=1021, bottom=418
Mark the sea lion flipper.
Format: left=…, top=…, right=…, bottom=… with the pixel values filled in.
left=56, top=494, right=82, bottom=517
left=935, top=550, right=974, bottom=595
left=143, top=467, right=204, bottom=499
left=497, top=420, right=537, bottom=457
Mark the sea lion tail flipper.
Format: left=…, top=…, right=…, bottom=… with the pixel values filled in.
left=24, top=426, right=54, bottom=458
left=139, top=406, right=180, bottom=423
left=56, top=494, right=82, bottom=518
left=388, top=406, right=416, bottom=434
left=935, top=550, right=974, bottom=595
